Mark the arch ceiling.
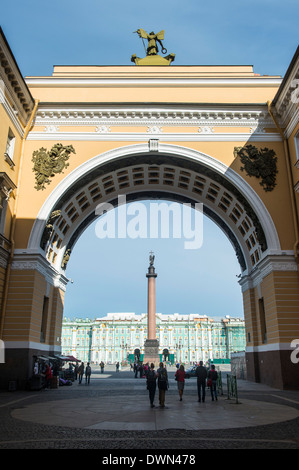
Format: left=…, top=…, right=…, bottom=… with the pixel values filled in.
left=28, top=144, right=281, bottom=275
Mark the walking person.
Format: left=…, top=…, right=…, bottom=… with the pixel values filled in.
left=207, top=364, right=218, bottom=401
left=85, top=362, right=91, bottom=385
left=157, top=362, right=168, bottom=408
left=78, top=362, right=84, bottom=384
left=74, top=363, right=78, bottom=380
left=100, top=361, right=104, bottom=374
left=175, top=364, right=185, bottom=401
left=146, top=363, right=157, bottom=408
left=45, top=363, right=52, bottom=389
left=195, top=361, right=207, bottom=402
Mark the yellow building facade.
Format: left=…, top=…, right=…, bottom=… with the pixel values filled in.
left=0, top=26, right=298, bottom=389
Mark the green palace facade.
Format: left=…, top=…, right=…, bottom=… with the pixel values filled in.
left=61, top=313, right=245, bottom=364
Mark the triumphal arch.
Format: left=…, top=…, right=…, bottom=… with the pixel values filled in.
left=0, top=27, right=298, bottom=389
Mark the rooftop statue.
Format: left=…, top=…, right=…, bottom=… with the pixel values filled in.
left=131, top=28, right=175, bottom=66
left=136, top=29, right=167, bottom=56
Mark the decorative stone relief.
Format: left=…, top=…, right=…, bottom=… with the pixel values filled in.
left=147, top=126, right=163, bottom=134
left=44, top=125, right=60, bottom=133
left=32, top=143, right=76, bottom=190
left=234, top=144, right=278, bottom=192
left=250, top=125, right=266, bottom=134
left=148, top=139, right=159, bottom=152
left=95, top=126, right=111, bottom=133
left=40, top=210, right=61, bottom=250
left=61, top=249, right=71, bottom=270
left=198, top=126, right=214, bottom=134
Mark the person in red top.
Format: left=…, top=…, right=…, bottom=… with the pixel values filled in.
left=175, top=364, right=185, bottom=401
left=207, top=364, right=218, bottom=401
left=45, top=364, right=52, bottom=389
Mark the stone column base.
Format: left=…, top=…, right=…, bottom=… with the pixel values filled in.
left=143, top=339, right=160, bottom=366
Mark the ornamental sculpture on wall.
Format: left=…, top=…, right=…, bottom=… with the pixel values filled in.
left=32, top=143, right=75, bottom=190
left=40, top=210, right=61, bottom=250
left=234, top=144, right=278, bottom=192
left=61, top=248, right=71, bottom=270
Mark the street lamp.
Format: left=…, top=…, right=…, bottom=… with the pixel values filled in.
left=175, top=342, right=182, bottom=363
left=121, top=343, right=128, bottom=361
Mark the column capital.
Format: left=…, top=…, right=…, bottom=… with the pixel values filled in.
left=146, top=265, right=157, bottom=278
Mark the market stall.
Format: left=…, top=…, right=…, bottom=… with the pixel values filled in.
left=55, top=355, right=80, bottom=383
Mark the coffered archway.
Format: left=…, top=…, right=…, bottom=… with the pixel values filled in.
left=28, top=143, right=280, bottom=276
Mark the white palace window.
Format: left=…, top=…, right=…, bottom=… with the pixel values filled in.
left=4, top=128, right=15, bottom=165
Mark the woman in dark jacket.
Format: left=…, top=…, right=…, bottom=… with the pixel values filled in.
left=146, top=363, right=157, bottom=408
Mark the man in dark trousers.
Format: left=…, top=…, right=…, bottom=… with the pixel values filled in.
left=196, top=361, right=207, bottom=402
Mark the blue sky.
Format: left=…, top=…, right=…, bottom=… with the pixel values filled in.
left=64, top=203, right=244, bottom=319
left=1, top=1, right=298, bottom=319
left=2, top=0, right=298, bottom=77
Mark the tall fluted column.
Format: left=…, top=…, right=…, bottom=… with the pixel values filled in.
left=147, top=264, right=157, bottom=339
left=143, top=252, right=159, bottom=365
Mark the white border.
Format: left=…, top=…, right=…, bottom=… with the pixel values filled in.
left=246, top=343, right=296, bottom=353
left=26, top=131, right=282, bottom=142
left=26, top=77, right=282, bottom=88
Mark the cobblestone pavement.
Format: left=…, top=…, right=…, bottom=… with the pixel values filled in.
left=1, top=366, right=299, bottom=451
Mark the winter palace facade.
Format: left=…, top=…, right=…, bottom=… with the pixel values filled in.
left=61, top=313, right=246, bottom=364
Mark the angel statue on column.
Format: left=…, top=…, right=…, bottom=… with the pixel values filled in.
left=149, top=251, right=155, bottom=266
left=135, top=29, right=167, bottom=56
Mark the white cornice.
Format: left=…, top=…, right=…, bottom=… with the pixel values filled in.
left=26, top=77, right=282, bottom=88
left=239, top=253, right=298, bottom=292
left=26, top=130, right=282, bottom=142
left=0, top=87, right=25, bottom=137
left=0, top=35, right=34, bottom=124
left=30, top=104, right=280, bottom=141
left=284, top=106, right=299, bottom=139
left=34, top=103, right=271, bottom=118
left=32, top=104, right=274, bottom=127
left=273, top=53, right=299, bottom=128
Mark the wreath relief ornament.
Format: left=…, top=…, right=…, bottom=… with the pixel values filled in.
left=32, top=143, right=76, bottom=190
left=234, top=144, right=278, bottom=192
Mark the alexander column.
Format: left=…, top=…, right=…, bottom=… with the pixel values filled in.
left=143, top=251, right=159, bottom=365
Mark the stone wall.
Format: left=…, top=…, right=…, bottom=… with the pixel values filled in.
left=231, top=351, right=246, bottom=379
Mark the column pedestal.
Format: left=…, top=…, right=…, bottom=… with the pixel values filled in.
left=143, top=339, right=160, bottom=366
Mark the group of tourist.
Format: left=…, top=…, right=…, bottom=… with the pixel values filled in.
left=193, top=361, right=219, bottom=403
left=133, top=362, right=149, bottom=378
left=145, top=361, right=219, bottom=408
left=42, top=358, right=219, bottom=401
left=146, top=362, right=169, bottom=408
left=77, top=362, right=92, bottom=384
